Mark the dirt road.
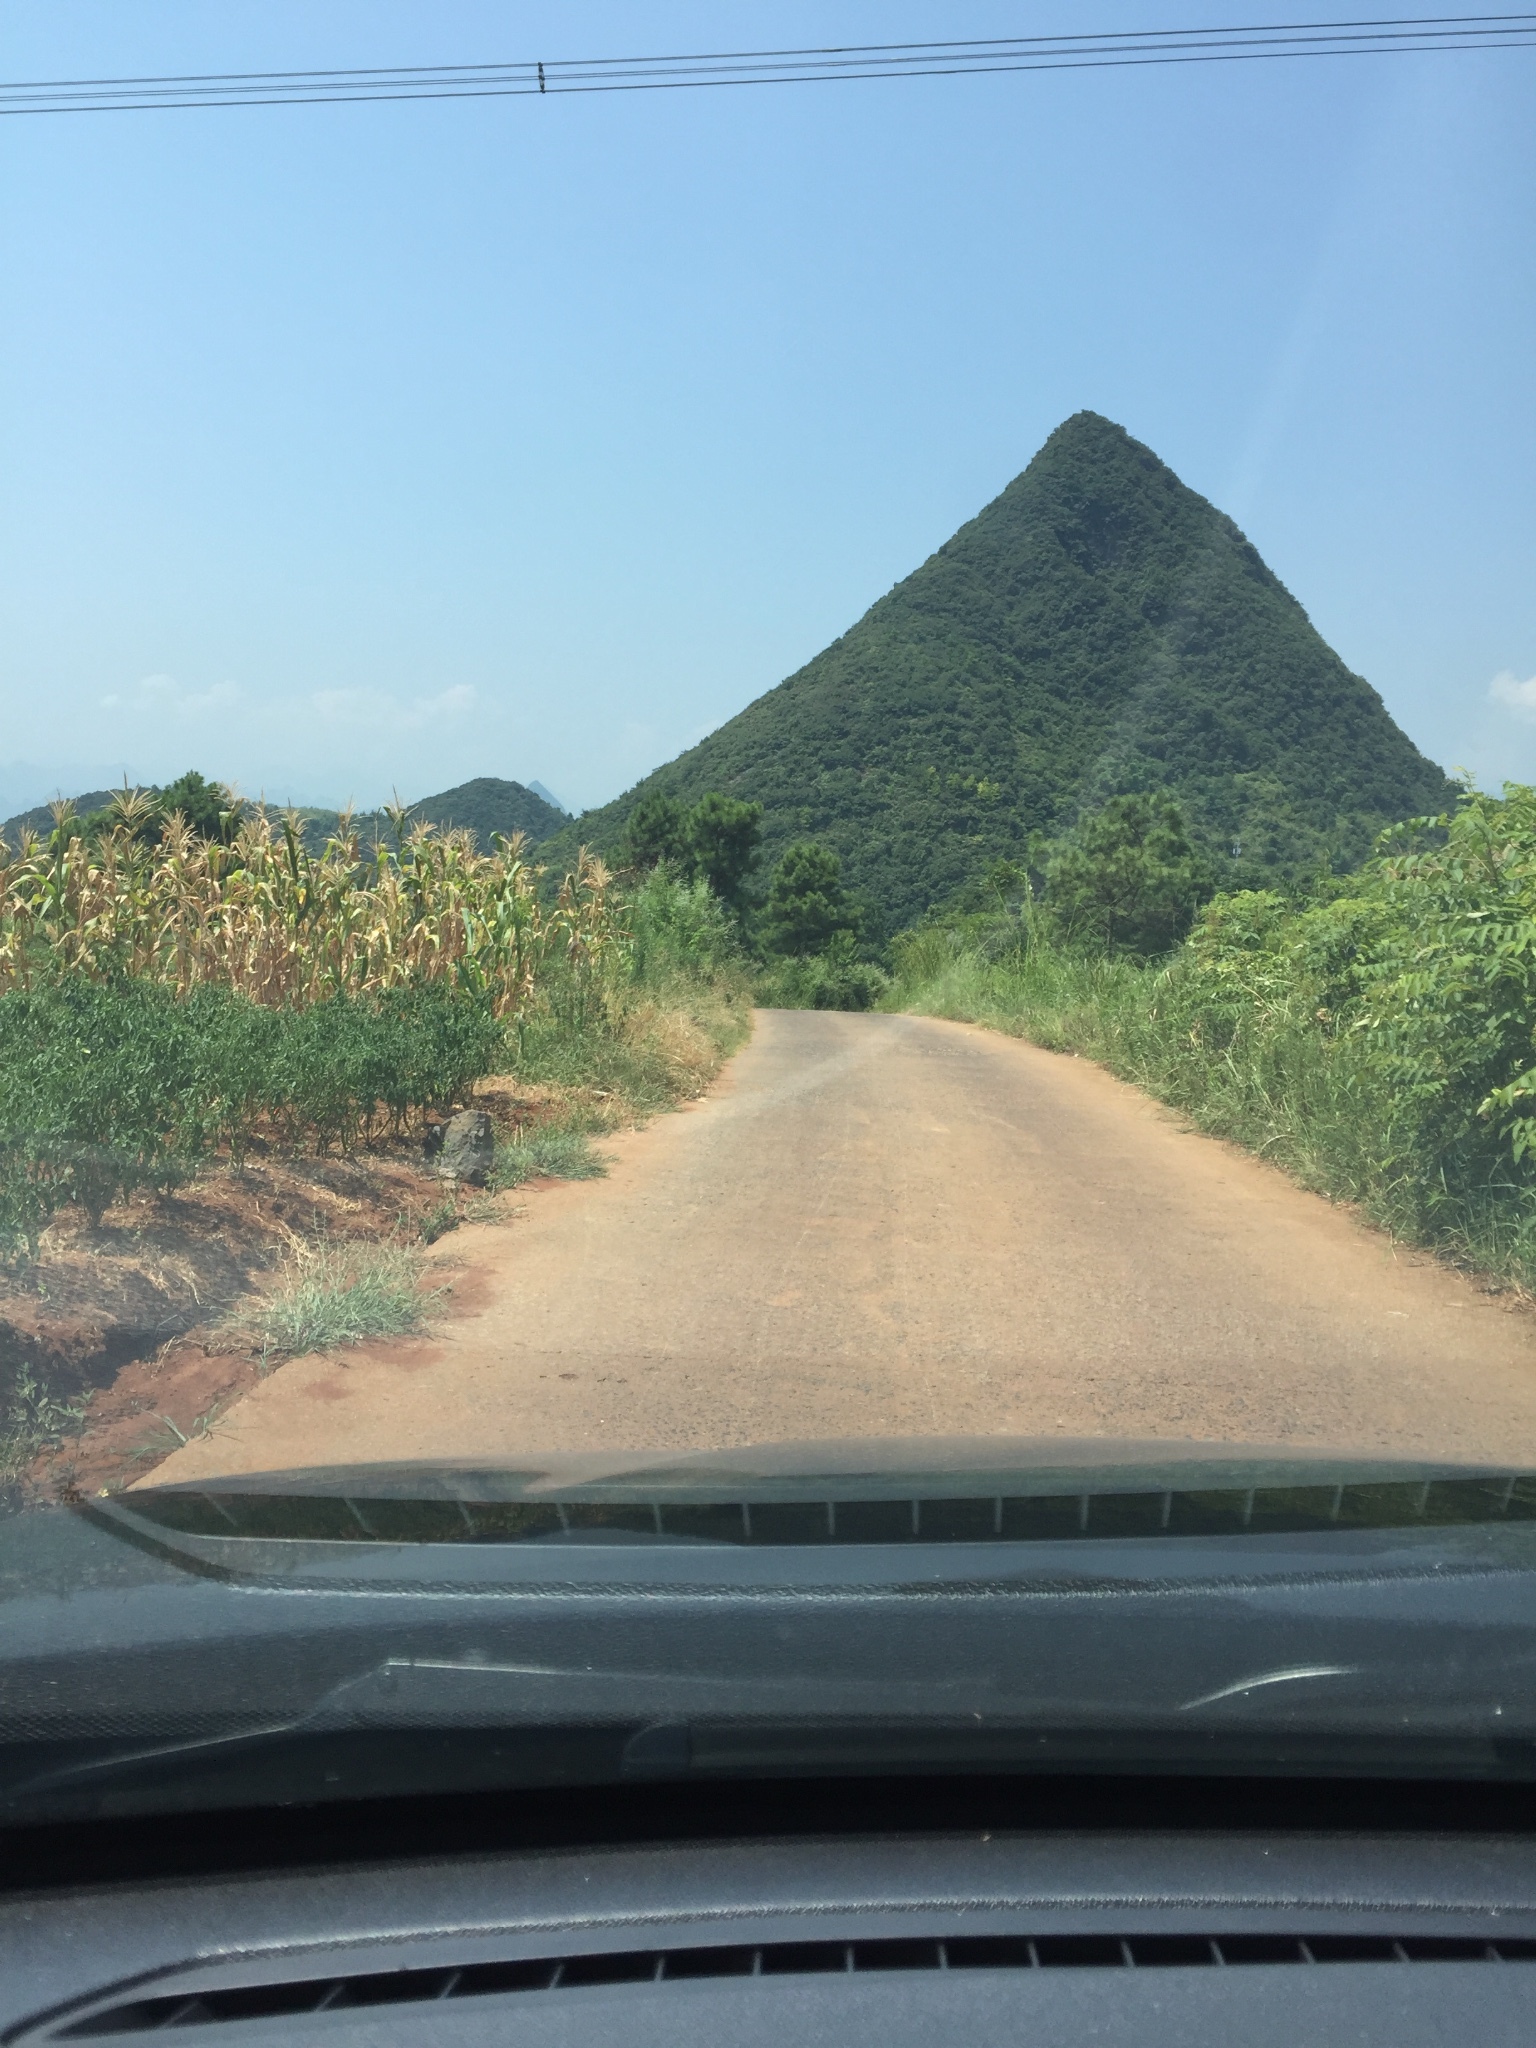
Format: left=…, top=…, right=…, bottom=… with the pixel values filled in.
left=150, top=1009, right=1536, bottom=1481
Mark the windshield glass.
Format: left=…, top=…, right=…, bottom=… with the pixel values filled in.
left=2, top=2, right=1535, bottom=1825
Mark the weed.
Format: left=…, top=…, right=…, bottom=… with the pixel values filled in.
left=494, top=1131, right=609, bottom=1188
left=243, top=1239, right=444, bottom=1364
left=0, top=1368, right=89, bottom=1482
left=129, top=1401, right=227, bottom=1463
left=414, top=1193, right=462, bottom=1244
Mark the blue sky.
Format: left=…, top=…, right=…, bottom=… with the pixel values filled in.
left=1, top=2, right=1532, bottom=817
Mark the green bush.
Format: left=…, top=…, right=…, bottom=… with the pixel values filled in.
left=627, top=867, right=743, bottom=983
left=0, top=979, right=231, bottom=1241
left=268, top=984, right=505, bottom=1150
left=760, top=935, right=890, bottom=1011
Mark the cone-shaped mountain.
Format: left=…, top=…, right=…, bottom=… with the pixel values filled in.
left=550, top=413, right=1453, bottom=932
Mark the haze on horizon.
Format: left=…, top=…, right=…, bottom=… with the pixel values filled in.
left=1, top=0, right=1532, bottom=822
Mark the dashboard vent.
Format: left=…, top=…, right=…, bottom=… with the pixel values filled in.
left=117, top=1471, right=1536, bottom=1548
left=55, top=1933, right=1536, bottom=2034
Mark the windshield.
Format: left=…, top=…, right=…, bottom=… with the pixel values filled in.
left=2, top=2, right=1535, bottom=1827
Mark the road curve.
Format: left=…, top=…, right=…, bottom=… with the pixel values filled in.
left=152, top=1008, right=1536, bottom=1480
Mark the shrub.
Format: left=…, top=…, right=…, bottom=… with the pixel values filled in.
left=627, top=868, right=743, bottom=983
left=268, top=985, right=505, bottom=1150
left=760, top=935, right=890, bottom=1011
left=0, top=979, right=231, bottom=1242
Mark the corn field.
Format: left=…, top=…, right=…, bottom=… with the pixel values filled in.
left=0, top=791, right=619, bottom=1021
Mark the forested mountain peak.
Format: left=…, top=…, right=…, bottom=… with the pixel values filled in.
left=547, top=411, right=1453, bottom=934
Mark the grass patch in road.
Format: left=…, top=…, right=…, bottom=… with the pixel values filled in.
left=247, top=1239, right=444, bottom=1366
left=493, top=1131, right=609, bottom=1189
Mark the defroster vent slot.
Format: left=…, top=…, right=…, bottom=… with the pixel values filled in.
left=53, top=1932, right=1536, bottom=2034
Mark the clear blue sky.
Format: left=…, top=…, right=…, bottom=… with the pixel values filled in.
left=2, top=2, right=1532, bottom=818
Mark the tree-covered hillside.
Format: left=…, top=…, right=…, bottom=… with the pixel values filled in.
left=546, top=412, right=1454, bottom=934
left=393, top=777, right=566, bottom=845
left=303, top=778, right=567, bottom=852
left=1, top=789, right=133, bottom=845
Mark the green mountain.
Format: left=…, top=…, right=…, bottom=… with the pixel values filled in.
left=1, top=789, right=139, bottom=846
left=364, top=776, right=566, bottom=849
left=548, top=412, right=1454, bottom=934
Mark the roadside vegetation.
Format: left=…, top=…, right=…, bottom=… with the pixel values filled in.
left=618, top=791, right=890, bottom=1011
left=243, top=1239, right=443, bottom=1368
left=0, top=787, right=752, bottom=1260
left=0, top=782, right=752, bottom=1485
left=890, top=783, right=1536, bottom=1291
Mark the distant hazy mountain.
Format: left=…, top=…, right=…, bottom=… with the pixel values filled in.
left=526, top=780, right=571, bottom=816
left=542, top=411, right=1454, bottom=933
left=399, top=776, right=566, bottom=844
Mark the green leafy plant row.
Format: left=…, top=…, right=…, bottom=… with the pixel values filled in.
left=0, top=977, right=506, bottom=1255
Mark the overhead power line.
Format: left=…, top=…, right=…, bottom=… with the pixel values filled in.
left=2, top=14, right=1533, bottom=115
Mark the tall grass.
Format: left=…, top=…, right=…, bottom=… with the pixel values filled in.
left=513, top=866, right=753, bottom=1118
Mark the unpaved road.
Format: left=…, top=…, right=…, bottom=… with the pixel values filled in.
left=151, top=1009, right=1536, bottom=1481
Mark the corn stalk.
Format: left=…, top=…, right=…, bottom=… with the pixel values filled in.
left=0, top=799, right=618, bottom=1024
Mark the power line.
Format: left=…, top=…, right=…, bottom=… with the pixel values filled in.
left=2, top=14, right=1533, bottom=115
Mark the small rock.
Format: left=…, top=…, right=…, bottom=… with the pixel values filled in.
left=436, top=1109, right=495, bottom=1185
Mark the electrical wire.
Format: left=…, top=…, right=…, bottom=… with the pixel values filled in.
left=2, top=14, right=1532, bottom=115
